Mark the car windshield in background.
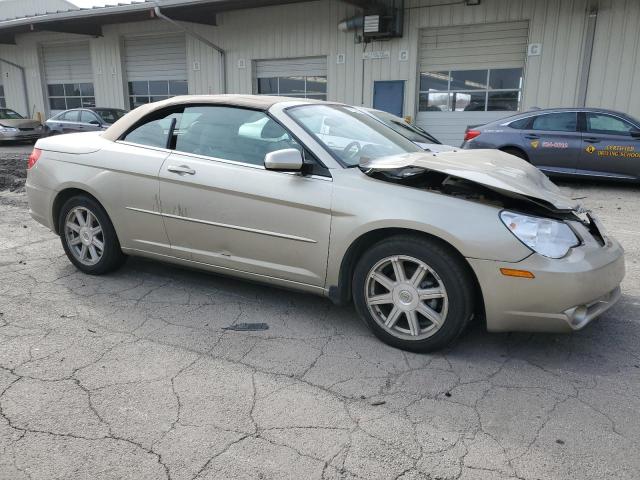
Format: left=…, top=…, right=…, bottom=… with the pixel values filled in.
left=287, top=104, right=422, bottom=166
left=0, top=109, right=24, bottom=120
left=94, top=109, right=126, bottom=124
left=370, top=110, right=441, bottom=144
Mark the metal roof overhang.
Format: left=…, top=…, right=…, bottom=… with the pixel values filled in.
left=0, top=0, right=363, bottom=44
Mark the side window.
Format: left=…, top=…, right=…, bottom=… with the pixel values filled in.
left=508, top=117, right=531, bottom=129
left=586, top=113, right=635, bottom=136
left=531, top=113, right=577, bottom=132
left=175, top=106, right=301, bottom=166
left=61, top=110, right=79, bottom=122
left=122, top=108, right=182, bottom=148
left=80, top=111, right=99, bottom=124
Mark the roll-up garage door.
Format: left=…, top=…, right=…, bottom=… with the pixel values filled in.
left=42, top=42, right=94, bottom=113
left=255, top=57, right=327, bottom=100
left=0, top=64, right=5, bottom=108
left=416, top=21, right=529, bottom=146
left=124, top=34, right=188, bottom=109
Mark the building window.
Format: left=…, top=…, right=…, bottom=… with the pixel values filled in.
left=0, top=85, right=5, bottom=108
left=128, top=80, right=188, bottom=110
left=48, top=83, right=95, bottom=111
left=418, top=68, right=523, bottom=112
left=257, top=76, right=327, bottom=100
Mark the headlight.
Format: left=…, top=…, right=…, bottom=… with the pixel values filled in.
left=500, top=211, right=579, bottom=259
left=0, top=125, right=18, bottom=132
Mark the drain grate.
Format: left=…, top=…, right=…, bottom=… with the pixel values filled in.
left=222, top=322, right=269, bottom=332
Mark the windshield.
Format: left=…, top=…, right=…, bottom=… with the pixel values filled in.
left=94, top=109, right=127, bottom=124
left=0, top=109, right=24, bottom=120
left=369, top=110, right=441, bottom=144
left=287, top=104, right=423, bottom=166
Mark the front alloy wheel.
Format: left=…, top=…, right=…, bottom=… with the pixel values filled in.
left=365, top=255, right=449, bottom=340
left=352, top=235, right=475, bottom=352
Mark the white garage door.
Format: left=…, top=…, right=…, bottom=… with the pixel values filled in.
left=124, top=34, right=188, bottom=109
left=0, top=65, right=5, bottom=108
left=42, top=42, right=94, bottom=113
left=416, top=21, right=529, bottom=146
left=254, top=57, right=327, bottom=100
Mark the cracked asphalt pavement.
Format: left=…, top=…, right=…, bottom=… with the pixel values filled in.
left=1, top=160, right=639, bottom=478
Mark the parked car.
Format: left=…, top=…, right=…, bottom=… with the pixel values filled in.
left=360, top=108, right=457, bottom=153
left=26, top=96, right=624, bottom=352
left=45, top=107, right=127, bottom=135
left=0, top=108, right=44, bottom=142
left=462, top=107, right=640, bottom=181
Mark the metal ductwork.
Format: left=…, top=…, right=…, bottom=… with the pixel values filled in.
left=338, top=0, right=404, bottom=40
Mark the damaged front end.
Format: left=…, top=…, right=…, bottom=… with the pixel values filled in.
left=360, top=149, right=583, bottom=221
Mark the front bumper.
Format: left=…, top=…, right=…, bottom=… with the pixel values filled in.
left=0, top=129, right=43, bottom=141
left=468, top=236, right=625, bottom=333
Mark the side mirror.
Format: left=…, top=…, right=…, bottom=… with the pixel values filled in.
left=264, top=148, right=303, bottom=172
left=88, top=120, right=101, bottom=126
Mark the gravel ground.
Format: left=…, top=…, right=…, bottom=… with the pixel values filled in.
left=0, top=151, right=639, bottom=479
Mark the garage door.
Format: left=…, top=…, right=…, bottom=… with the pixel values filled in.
left=416, top=21, right=529, bottom=146
left=0, top=65, right=5, bottom=108
left=255, top=57, right=327, bottom=100
left=42, top=42, right=94, bottom=114
left=124, top=34, right=188, bottom=109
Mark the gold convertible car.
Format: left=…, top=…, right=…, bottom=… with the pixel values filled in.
left=26, top=95, right=625, bottom=352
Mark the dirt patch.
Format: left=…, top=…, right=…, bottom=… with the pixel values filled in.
left=0, top=152, right=28, bottom=192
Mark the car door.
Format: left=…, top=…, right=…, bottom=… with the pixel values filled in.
left=578, top=111, right=640, bottom=179
left=519, top=112, right=580, bottom=174
left=52, top=110, right=81, bottom=134
left=78, top=110, right=104, bottom=131
left=158, top=105, right=333, bottom=287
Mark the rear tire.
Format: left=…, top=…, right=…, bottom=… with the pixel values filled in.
left=501, top=147, right=528, bottom=161
left=58, top=195, right=126, bottom=275
left=352, top=235, right=475, bottom=353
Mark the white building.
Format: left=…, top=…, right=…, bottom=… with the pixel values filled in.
left=0, top=0, right=638, bottom=145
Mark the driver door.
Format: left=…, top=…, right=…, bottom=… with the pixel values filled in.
left=158, top=105, right=333, bottom=287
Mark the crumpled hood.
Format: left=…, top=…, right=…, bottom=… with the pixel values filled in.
left=0, top=118, right=42, bottom=128
left=360, top=149, right=577, bottom=211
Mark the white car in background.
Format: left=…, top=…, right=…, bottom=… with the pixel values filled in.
left=360, top=108, right=457, bottom=153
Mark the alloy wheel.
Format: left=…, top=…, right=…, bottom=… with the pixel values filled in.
left=64, top=206, right=105, bottom=266
left=365, top=255, right=449, bottom=340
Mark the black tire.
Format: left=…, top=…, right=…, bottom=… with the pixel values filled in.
left=352, top=235, right=475, bottom=353
left=501, top=147, right=528, bottom=161
left=58, top=195, right=126, bottom=275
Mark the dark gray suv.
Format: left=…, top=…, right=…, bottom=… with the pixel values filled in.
left=461, top=108, right=640, bottom=181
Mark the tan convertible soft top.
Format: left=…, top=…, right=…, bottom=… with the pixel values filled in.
left=102, top=94, right=323, bottom=141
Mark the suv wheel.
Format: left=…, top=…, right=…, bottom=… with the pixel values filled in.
left=352, top=235, right=475, bottom=352
left=58, top=195, right=126, bottom=274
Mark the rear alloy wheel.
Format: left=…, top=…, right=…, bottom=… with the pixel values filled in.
left=64, top=207, right=105, bottom=266
left=59, top=196, right=126, bottom=274
left=352, top=236, right=475, bottom=352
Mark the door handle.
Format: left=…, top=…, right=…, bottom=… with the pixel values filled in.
left=167, top=165, right=196, bottom=175
left=584, top=137, right=600, bottom=143
left=524, top=134, right=539, bottom=139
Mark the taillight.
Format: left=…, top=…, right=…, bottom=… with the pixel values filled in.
left=464, top=129, right=481, bottom=142
left=27, top=148, right=41, bottom=169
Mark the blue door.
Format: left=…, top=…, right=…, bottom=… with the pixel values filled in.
left=373, top=81, right=405, bottom=117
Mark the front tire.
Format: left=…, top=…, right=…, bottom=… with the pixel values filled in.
left=352, top=235, right=475, bottom=353
left=58, top=195, right=126, bottom=275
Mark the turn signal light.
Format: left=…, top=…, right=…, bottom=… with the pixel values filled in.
left=27, top=148, right=41, bottom=169
left=500, top=268, right=535, bottom=279
left=464, top=129, right=481, bottom=142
